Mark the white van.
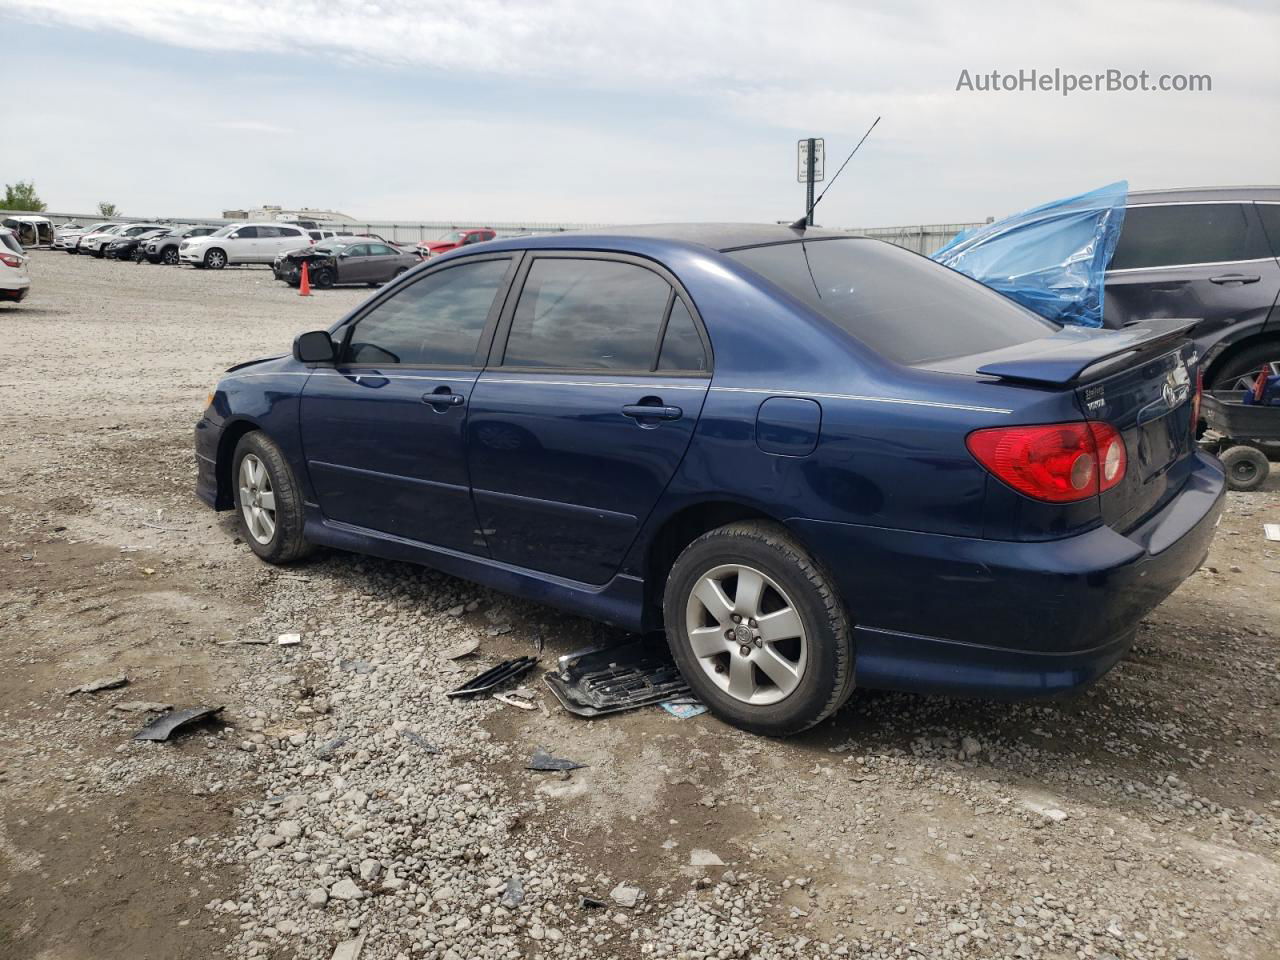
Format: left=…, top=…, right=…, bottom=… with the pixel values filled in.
left=179, top=222, right=311, bottom=269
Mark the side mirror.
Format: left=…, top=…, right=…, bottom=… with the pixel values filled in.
left=293, top=330, right=336, bottom=364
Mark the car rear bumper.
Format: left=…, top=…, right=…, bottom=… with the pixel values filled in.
left=789, top=451, right=1226, bottom=698
left=0, top=283, right=30, bottom=302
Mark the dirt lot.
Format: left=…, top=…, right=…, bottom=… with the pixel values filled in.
left=1, top=250, right=1278, bottom=960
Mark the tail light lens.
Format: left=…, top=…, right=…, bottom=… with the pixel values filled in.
left=966, top=421, right=1126, bottom=503
left=0, top=253, right=22, bottom=268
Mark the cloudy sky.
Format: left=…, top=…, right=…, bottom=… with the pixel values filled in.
left=2, top=0, right=1276, bottom=228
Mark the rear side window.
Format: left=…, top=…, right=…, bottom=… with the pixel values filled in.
left=344, top=258, right=510, bottom=366
left=658, top=300, right=708, bottom=371
left=1256, top=204, right=1280, bottom=258
left=1110, top=203, right=1271, bottom=270
left=368, top=243, right=398, bottom=256
left=502, top=258, right=672, bottom=370
left=728, top=238, right=1054, bottom=365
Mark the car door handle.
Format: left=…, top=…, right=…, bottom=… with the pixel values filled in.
left=1209, top=273, right=1260, bottom=284
left=622, top=403, right=682, bottom=421
left=423, top=391, right=464, bottom=407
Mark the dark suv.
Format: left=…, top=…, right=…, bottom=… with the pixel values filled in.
left=1105, top=186, right=1280, bottom=388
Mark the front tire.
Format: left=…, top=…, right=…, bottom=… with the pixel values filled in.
left=204, top=248, right=228, bottom=270
left=312, top=266, right=335, bottom=289
left=161, top=247, right=180, bottom=265
left=663, top=521, right=853, bottom=736
left=231, top=432, right=314, bottom=563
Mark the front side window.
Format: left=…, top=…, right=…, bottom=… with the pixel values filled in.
left=1110, top=203, right=1271, bottom=270
left=343, top=258, right=510, bottom=366
left=502, top=258, right=672, bottom=370
left=233, top=226, right=259, bottom=239
left=728, top=238, right=1054, bottom=366
left=344, top=244, right=371, bottom=258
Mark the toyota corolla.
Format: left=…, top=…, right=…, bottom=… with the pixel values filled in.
left=194, top=225, right=1224, bottom=736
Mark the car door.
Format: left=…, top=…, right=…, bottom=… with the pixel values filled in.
left=363, top=242, right=404, bottom=282
left=337, top=243, right=374, bottom=284
left=1104, top=202, right=1280, bottom=352
left=465, top=253, right=713, bottom=584
left=299, top=254, right=517, bottom=552
left=226, top=225, right=259, bottom=263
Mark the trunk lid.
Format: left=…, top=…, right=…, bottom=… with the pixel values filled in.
left=1077, top=340, right=1198, bottom=531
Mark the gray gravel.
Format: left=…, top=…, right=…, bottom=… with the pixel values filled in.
left=2, top=251, right=1278, bottom=960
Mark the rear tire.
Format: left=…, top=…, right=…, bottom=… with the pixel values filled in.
left=231, top=432, right=315, bottom=564
left=662, top=521, right=853, bottom=736
left=1220, top=445, right=1270, bottom=492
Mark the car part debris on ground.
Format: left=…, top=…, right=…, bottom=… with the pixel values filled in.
left=329, top=930, right=365, bottom=960
left=111, top=700, right=172, bottom=713
left=660, top=697, right=708, bottom=719
left=493, top=691, right=536, bottom=710
left=544, top=637, right=689, bottom=717
left=67, top=674, right=129, bottom=695
left=447, top=656, right=538, bottom=698
left=527, top=747, right=586, bottom=771
left=276, top=632, right=300, bottom=646
left=132, top=705, right=224, bottom=742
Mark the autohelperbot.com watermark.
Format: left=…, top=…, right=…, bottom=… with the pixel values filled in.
left=956, top=68, right=1211, bottom=96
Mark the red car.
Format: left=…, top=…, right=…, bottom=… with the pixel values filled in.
left=415, top=228, right=496, bottom=259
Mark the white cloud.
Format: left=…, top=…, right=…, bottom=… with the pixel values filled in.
left=4, top=0, right=1278, bottom=225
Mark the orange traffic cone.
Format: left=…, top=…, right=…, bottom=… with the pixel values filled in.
left=299, top=261, right=312, bottom=297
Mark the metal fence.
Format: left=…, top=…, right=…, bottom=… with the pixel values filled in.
left=4, top=208, right=984, bottom=254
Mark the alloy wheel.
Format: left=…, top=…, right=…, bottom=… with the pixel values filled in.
left=238, top=454, right=277, bottom=545
left=684, top=563, right=807, bottom=705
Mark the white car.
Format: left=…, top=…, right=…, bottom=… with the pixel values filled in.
left=179, top=222, right=311, bottom=269
left=0, top=228, right=31, bottom=304
left=76, top=223, right=127, bottom=256
left=81, top=223, right=167, bottom=258
left=55, top=221, right=114, bottom=252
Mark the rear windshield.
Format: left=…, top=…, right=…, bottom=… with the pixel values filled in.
left=727, top=238, right=1055, bottom=365
left=1, top=233, right=22, bottom=254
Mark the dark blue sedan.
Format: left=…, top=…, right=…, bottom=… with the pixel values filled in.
left=195, top=224, right=1225, bottom=735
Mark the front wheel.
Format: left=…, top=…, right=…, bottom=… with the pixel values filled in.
left=311, top=266, right=335, bottom=289
left=663, top=521, right=853, bottom=736
left=161, top=247, right=180, bottom=265
left=204, top=248, right=227, bottom=270
left=232, top=432, right=314, bottom=563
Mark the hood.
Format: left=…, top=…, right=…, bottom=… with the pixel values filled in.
left=418, top=240, right=458, bottom=251
left=225, top=354, right=288, bottom=374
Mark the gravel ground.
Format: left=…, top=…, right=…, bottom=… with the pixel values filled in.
left=1, top=250, right=1279, bottom=960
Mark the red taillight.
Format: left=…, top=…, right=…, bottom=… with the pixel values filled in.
left=0, top=253, right=22, bottom=268
left=966, top=421, right=1126, bottom=503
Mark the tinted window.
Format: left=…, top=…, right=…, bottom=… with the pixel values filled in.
left=280, top=227, right=303, bottom=237
left=1256, top=204, right=1280, bottom=258
left=234, top=226, right=259, bottom=239
left=503, top=258, right=671, bottom=369
left=1110, top=203, right=1270, bottom=270
left=658, top=300, right=708, bottom=371
left=344, top=244, right=371, bottom=257
left=368, top=243, right=398, bottom=256
left=728, top=239, right=1054, bottom=365
left=1, top=233, right=22, bottom=254
left=344, top=258, right=509, bottom=366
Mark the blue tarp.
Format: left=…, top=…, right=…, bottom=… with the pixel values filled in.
left=932, top=181, right=1128, bottom=328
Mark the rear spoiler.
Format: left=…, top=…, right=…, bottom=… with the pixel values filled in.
left=976, top=319, right=1199, bottom=386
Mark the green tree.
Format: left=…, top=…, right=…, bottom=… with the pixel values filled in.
left=97, top=201, right=120, bottom=217
left=2, top=180, right=46, bottom=211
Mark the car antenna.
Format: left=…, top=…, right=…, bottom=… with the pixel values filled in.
left=789, top=116, right=881, bottom=231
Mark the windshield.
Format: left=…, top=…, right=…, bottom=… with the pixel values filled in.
left=727, top=238, right=1056, bottom=365
left=439, top=231, right=467, bottom=243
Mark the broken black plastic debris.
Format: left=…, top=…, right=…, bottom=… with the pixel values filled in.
left=397, top=730, right=441, bottom=753
left=133, top=706, right=224, bottom=742
left=543, top=637, right=689, bottom=717
left=447, top=656, right=538, bottom=698
left=579, top=896, right=608, bottom=910
left=527, top=747, right=586, bottom=772
left=500, top=876, right=524, bottom=908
